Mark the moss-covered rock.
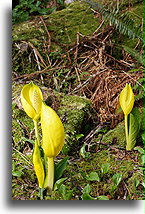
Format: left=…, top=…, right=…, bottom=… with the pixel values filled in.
left=102, top=121, right=126, bottom=147
left=12, top=1, right=99, bottom=75
left=58, top=95, right=95, bottom=154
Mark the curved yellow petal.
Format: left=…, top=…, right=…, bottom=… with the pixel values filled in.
left=33, top=141, right=45, bottom=188
left=41, top=102, right=65, bottom=157
left=21, top=82, right=43, bottom=120
left=119, top=84, right=134, bottom=116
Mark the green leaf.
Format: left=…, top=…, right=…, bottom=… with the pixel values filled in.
left=141, top=155, right=145, bottom=164
left=101, top=163, right=110, bottom=175
left=134, top=146, right=144, bottom=154
left=55, top=157, right=69, bottom=181
left=128, top=108, right=141, bottom=150
left=59, top=184, right=73, bottom=200
left=54, top=177, right=68, bottom=191
left=111, top=185, right=117, bottom=191
left=12, top=170, right=23, bottom=177
left=76, top=134, right=84, bottom=141
left=141, top=132, right=145, bottom=142
left=131, top=108, right=141, bottom=130
left=81, top=193, right=96, bottom=200
left=12, top=103, right=17, bottom=110
left=21, top=137, right=35, bottom=145
left=82, top=184, right=91, bottom=194
left=86, top=172, right=100, bottom=182
left=86, top=0, right=143, bottom=42
left=97, top=195, right=109, bottom=200
left=134, top=178, right=140, bottom=188
left=59, top=183, right=66, bottom=194
left=38, top=8, right=50, bottom=15
left=112, top=173, right=122, bottom=186
left=127, top=69, right=143, bottom=73
left=80, top=144, right=86, bottom=158
left=80, top=144, right=90, bottom=158
left=64, top=190, right=73, bottom=200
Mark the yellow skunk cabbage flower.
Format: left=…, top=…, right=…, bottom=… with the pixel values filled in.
left=41, top=102, right=65, bottom=157
left=21, top=82, right=43, bottom=121
left=33, top=141, right=45, bottom=188
left=41, top=102, right=65, bottom=192
left=119, top=83, right=135, bottom=150
left=119, top=83, right=134, bottom=116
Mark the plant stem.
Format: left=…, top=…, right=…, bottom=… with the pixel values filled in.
left=47, top=157, right=54, bottom=194
left=125, top=115, right=129, bottom=150
left=39, top=188, right=44, bottom=200
left=33, top=119, right=40, bottom=146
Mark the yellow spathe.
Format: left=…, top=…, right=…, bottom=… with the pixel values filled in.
left=119, top=83, right=134, bottom=116
left=21, top=82, right=43, bottom=120
left=33, top=141, right=45, bottom=188
left=41, top=102, right=65, bottom=157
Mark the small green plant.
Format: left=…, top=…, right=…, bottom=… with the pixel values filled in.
left=112, top=173, right=122, bottom=191
left=134, top=178, right=140, bottom=189
left=54, top=177, right=68, bottom=191
left=101, top=163, right=110, bottom=176
left=81, top=184, right=109, bottom=200
left=134, top=146, right=145, bottom=166
left=12, top=160, right=24, bottom=177
left=12, top=0, right=65, bottom=24
left=80, top=144, right=90, bottom=158
left=20, top=82, right=67, bottom=199
left=58, top=184, right=73, bottom=200
left=86, top=171, right=100, bottom=182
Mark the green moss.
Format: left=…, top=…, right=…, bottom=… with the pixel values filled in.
left=41, top=1, right=99, bottom=45
left=12, top=105, right=34, bottom=147
left=12, top=21, right=45, bottom=42
left=102, top=122, right=126, bottom=147
left=127, top=172, right=144, bottom=200
left=58, top=95, right=91, bottom=131
left=12, top=119, right=25, bottom=144
left=13, top=108, right=34, bottom=132
left=58, top=95, right=93, bottom=154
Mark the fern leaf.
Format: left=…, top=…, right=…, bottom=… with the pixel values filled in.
left=85, top=0, right=143, bottom=42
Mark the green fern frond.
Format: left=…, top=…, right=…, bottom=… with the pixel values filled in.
left=122, top=45, right=143, bottom=65
left=85, top=0, right=143, bottom=42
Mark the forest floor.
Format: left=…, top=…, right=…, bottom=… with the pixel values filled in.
left=12, top=0, right=144, bottom=200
